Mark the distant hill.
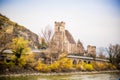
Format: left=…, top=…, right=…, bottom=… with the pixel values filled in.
left=0, top=13, right=40, bottom=49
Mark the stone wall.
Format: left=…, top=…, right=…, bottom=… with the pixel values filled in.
left=51, top=21, right=96, bottom=56
left=76, top=40, right=84, bottom=55
left=51, top=21, right=76, bottom=54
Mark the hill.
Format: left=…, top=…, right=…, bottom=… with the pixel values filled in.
left=0, top=13, right=40, bottom=49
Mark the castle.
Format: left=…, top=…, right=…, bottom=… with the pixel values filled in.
left=51, top=21, right=96, bottom=56
left=51, top=21, right=76, bottom=53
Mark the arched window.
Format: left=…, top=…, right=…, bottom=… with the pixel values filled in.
left=73, top=60, right=77, bottom=65
left=84, top=61, right=87, bottom=63
left=88, top=61, right=91, bottom=64
left=78, top=60, right=81, bottom=64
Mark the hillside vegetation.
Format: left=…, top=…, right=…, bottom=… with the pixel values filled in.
left=0, top=13, right=40, bottom=49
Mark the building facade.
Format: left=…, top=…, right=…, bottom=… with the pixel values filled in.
left=51, top=21, right=76, bottom=53
left=76, top=39, right=85, bottom=55
left=87, top=45, right=96, bottom=56
left=51, top=21, right=96, bottom=56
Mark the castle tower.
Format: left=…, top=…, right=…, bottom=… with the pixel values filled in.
left=54, top=21, right=65, bottom=33
left=87, top=45, right=96, bottom=57
left=77, top=39, right=85, bottom=55
left=53, top=21, right=65, bottom=52
left=51, top=21, right=76, bottom=54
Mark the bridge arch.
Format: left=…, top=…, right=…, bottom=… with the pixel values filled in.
left=73, top=59, right=77, bottom=65
left=78, top=60, right=82, bottom=64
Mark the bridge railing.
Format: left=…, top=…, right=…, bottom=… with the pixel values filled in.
left=67, top=55, right=109, bottom=62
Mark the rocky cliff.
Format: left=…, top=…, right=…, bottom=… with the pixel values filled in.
left=0, top=13, right=40, bottom=49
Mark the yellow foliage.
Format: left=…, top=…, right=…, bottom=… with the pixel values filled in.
left=84, top=64, right=94, bottom=71
left=106, top=63, right=117, bottom=70
left=91, top=61, right=117, bottom=70
left=11, top=37, right=30, bottom=67
left=34, top=57, right=117, bottom=72
left=49, top=58, right=73, bottom=72
left=35, top=61, right=44, bottom=70
left=12, top=37, right=30, bottom=54
left=91, top=62, right=105, bottom=70
left=75, top=63, right=83, bottom=70
left=49, top=61, right=60, bottom=71
left=26, top=53, right=36, bottom=63
left=10, top=55, right=16, bottom=61
left=4, top=61, right=15, bottom=67
left=35, top=61, right=50, bottom=72
left=18, top=57, right=27, bottom=67
left=74, top=61, right=94, bottom=71
left=59, top=58, right=73, bottom=71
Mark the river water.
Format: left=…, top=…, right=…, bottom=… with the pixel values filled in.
left=0, top=73, right=120, bottom=80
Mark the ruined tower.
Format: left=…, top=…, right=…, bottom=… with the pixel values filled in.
left=77, top=39, right=85, bottom=55
left=53, top=21, right=65, bottom=52
left=51, top=21, right=76, bottom=53
left=87, top=45, right=96, bottom=57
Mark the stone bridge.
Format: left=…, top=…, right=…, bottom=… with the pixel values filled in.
left=32, top=49, right=109, bottom=64
left=67, top=55, right=109, bottom=64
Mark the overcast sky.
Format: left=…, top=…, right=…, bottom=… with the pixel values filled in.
left=0, top=0, right=120, bottom=49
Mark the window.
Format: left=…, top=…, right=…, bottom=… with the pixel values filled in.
left=58, top=27, right=60, bottom=31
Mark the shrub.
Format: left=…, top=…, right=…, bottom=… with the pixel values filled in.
left=18, top=57, right=27, bottom=67
left=50, top=58, right=73, bottom=72
left=91, top=61, right=117, bottom=70
left=4, top=61, right=15, bottom=68
left=75, top=63, right=83, bottom=70
left=81, top=61, right=87, bottom=71
left=49, top=61, right=60, bottom=72
left=35, top=61, right=50, bottom=72
left=84, top=64, right=94, bottom=71
left=11, top=37, right=30, bottom=65
left=59, top=58, right=73, bottom=71
left=91, top=62, right=106, bottom=70
left=106, top=63, right=117, bottom=70
left=25, top=53, right=36, bottom=67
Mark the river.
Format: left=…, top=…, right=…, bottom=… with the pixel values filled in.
left=0, top=73, right=120, bottom=80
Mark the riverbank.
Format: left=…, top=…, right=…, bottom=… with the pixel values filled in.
left=0, top=70, right=119, bottom=77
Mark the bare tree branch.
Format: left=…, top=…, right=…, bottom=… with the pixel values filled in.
left=40, top=25, right=53, bottom=47
left=106, top=44, right=120, bottom=69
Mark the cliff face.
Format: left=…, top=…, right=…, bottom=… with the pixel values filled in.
left=0, top=14, right=40, bottom=49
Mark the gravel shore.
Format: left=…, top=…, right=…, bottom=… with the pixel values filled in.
left=0, top=70, right=119, bottom=77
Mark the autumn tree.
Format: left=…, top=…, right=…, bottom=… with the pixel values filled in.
left=11, top=37, right=30, bottom=65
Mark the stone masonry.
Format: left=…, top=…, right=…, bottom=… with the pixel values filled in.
left=51, top=21, right=96, bottom=56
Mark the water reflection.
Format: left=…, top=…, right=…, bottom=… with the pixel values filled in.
left=0, top=73, right=119, bottom=80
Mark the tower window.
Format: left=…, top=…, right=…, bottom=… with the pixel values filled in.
left=58, top=27, right=60, bottom=31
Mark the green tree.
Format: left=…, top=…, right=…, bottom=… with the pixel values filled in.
left=11, top=37, right=30, bottom=65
